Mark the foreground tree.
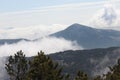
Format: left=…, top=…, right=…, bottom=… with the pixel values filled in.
left=105, top=59, right=120, bottom=80
left=27, top=51, right=64, bottom=80
left=5, top=50, right=28, bottom=80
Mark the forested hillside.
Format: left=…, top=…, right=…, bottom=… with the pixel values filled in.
left=50, top=47, right=120, bottom=77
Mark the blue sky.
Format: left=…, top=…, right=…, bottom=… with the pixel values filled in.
left=0, top=0, right=104, bottom=13
left=0, top=0, right=109, bottom=12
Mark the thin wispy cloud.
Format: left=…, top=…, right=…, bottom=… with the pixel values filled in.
left=0, top=1, right=107, bottom=29
left=0, top=1, right=116, bottom=16
left=0, top=0, right=120, bottom=15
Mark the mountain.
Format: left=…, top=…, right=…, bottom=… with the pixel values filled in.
left=51, top=23, right=120, bottom=49
left=50, top=47, right=120, bottom=78
left=0, top=38, right=29, bottom=45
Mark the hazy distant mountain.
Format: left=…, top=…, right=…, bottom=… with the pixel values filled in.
left=0, top=38, right=29, bottom=45
left=51, top=23, right=120, bottom=49
left=50, top=47, right=120, bottom=77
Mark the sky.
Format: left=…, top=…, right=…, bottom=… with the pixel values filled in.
left=0, top=0, right=120, bottom=39
left=0, top=0, right=107, bottom=12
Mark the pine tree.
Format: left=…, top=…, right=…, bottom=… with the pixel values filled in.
left=74, top=71, right=88, bottom=80
left=27, top=51, right=64, bottom=80
left=5, top=50, right=28, bottom=80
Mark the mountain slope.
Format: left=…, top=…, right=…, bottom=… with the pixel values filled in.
left=51, top=23, right=120, bottom=49
left=50, top=47, right=120, bottom=77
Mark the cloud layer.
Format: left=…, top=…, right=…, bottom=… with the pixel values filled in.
left=0, top=37, right=81, bottom=57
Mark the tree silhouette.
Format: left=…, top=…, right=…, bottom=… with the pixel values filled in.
left=5, top=50, right=28, bottom=80
left=27, top=51, right=64, bottom=80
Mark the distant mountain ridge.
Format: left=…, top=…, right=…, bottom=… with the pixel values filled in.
left=51, top=23, right=120, bottom=49
left=0, top=38, right=29, bottom=45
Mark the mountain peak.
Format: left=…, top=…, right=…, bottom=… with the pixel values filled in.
left=51, top=23, right=120, bottom=49
left=66, top=23, right=93, bottom=31
left=70, top=23, right=92, bottom=28
left=70, top=23, right=82, bottom=26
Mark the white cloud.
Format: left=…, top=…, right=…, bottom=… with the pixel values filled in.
left=89, top=1, right=120, bottom=30
left=0, top=37, right=82, bottom=57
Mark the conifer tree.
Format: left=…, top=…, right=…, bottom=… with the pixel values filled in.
left=27, top=51, right=64, bottom=80
left=5, top=50, right=28, bottom=80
